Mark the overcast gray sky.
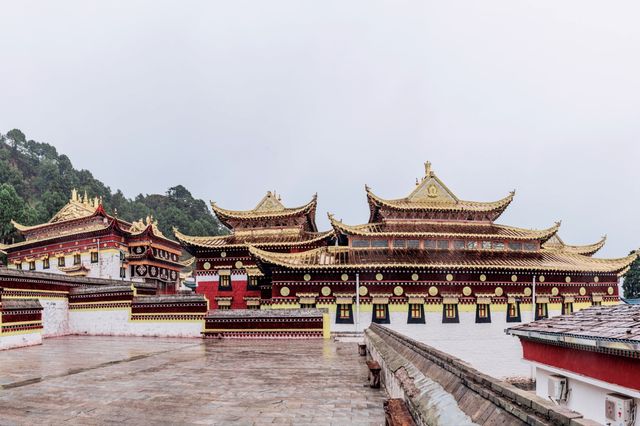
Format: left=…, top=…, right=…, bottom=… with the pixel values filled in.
left=1, top=1, right=638, bottom=257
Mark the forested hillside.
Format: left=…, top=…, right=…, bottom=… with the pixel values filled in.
left=0, top=129, right=226, bottom=247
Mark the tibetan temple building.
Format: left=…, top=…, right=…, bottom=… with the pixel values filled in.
left=0, top=190, right=184, bottom=293
left=177, top=162, right=636, bottom=334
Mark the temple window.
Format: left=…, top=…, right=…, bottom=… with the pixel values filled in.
left=300, top=303, right=315, bottom=309
left=29, top=261, right=36, bottom=271
left=16, top=262, right=23, bottom=270
left=58, top=256, right=65, bottom=267
left=442, top=304, right=459, bottom=323
left=119, top=251, right=126, bottom=261
left=466, top=241, right=478, bottom=249
left=246, top=305, right=259, bottom=310
left=393, top=240, right=406, bottom=248
left=91, top=252, right=98, bottom=263
left=437, top=240, right=449, bottom=250
left=247, top=276, right=259, bottom=289
left=371, top=239, right=389, bottom=248
left=453, top=240, right=465, bottom=250
left=508, top=242, right=523, bottom=251
left=372, top=304, right=390, bottom=324
left=407, top=304, right=425, bottom=324
left=481, top=241, right=492, bottom=250
left=43, top=258, right=50, bottom=269
left=524, top=243, right=537, bottom=251
left=219, top=275, right=232, bottom=290
left=218, top=305, right=230, bottom=311
left=535, top=303, right=548, bottom=320
left=74, top=254, right=81, bottom=265
left=424, top=240, right=436, bottom=249
left=492, top=242, right=505, bottom=250
left=475, top=304, right=491, bottom=323
left=506, top=302, right=521, bottom=322
left=406, top=240, right=420, bottom=249
left=119, top=267, right=126, bottom=278
left=336, top=304, right=353, bottom=324
left=352, top=239, right=370, bottom=248
left=592, top=300, right=602, bottom=306
left=562, top=302, right=573, bottom=315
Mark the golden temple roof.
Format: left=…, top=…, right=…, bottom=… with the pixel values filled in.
left=174, top=227, right=333, bottom=250
left=211, top=192, right=317, bottom=223
left=3, top=222, right=114, bottom=250
left=248, top=245, right=638, bottom=276
left=542, top=234, right=607, bottom=257
left=329, top=214, right=560, bottom=242
left=366, top=162, right=514, bottom=220
left=129, top=215, right=166, bottom=238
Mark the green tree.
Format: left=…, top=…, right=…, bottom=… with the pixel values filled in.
left=0, top=184, right=29, bottom=242
left=623, top=252, right=640, bottom=299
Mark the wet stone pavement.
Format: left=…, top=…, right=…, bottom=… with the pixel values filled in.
left=0, top=336, right=385, bottom=425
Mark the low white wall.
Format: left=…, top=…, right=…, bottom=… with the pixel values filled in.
left=0, top=331, right=42, bottom=351
left=40, top=299, right=70, bottom=337
left=69, top=309, right=202, bottom=338
left=536, top=365, right=640, bottom=426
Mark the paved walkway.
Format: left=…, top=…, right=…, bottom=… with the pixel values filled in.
left=0, top=336, right=385, bottom=425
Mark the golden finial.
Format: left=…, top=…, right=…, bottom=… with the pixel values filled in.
left=83, top=190, right=89, bottom=205
left=71, top=188, right=78, bottom=202
left=424, top=161, right=432, bottom=177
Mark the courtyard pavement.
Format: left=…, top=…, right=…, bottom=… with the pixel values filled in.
left=0, top=336, right=385, bottom=425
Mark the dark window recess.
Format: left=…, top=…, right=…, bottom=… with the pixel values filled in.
left=219, top=275, right=232, bottom=291
left=506, top=302, right=521, bottom=322
left=17, top=263, right=23, bottom=270
left=91, top=252, right=99, bottom=263
left=508, top=242, right=523, bottom=251
left=437, top=240, right=449, bottom=250
left=453, top=240, right=465, bottom=250
left=300, top=303, right=316, bottom=309
left=442, top=304, right=459, bottom=323
left=43, top=258, right=50, bottom=269
left=592, top=300, right=602, bottom=306
left=562, top=302, right=573, bottom=315
left=336, top=304, right=353, bottom=324
left=393, top=239, right=406, bottom=248
left=352, top=239, right=370, bottom=248
left=406, top=240, right=420, bottom=249
left=58, top=257, right=65, bottom=267
left=424, top=240, right=436, bottom=249
left=524, top=243, right=537, bottom=251
left=119, top=267, right=126, bottom=278
left=372, top=304, right=390, bottom=324
left=247, top=305, right=260, bottom=310
left=535, top=303, right=548, bottom=320
left=218, top=305, right=230, bottom=311
left=247, top=276, right=259, bottom=289
left=407, top=303, right=425, bottom=324
left=74, top=254, right=81, bottom=265
left=475, top=304, right=491, bottom=323
left=371, top=239, right=388, bottom=248
left=119, top=251, right=126, bottom=261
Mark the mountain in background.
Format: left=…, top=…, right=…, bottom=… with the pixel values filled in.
left=0, top=129, right=226, bottom=247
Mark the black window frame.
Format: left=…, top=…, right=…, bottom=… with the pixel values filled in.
left=119, top=267, right=126, bottom=278
left=336, top=303, right=353, bottom=324
left=58, top=256, right=65, bottom=267
left=562, top=302, right=573, bottom=315
left=29, top=261, right=36, bottom=271
left=247, top=276, right=260, bottom=290
left=73, top=254, right=81, bottom=265
left=506, top=301, right=521, bottom=322
left=43, top=258, right=50, bottom=270
left=372, top=304, right=390, bottom=324
left=475, top=303, right=491, bottom=323
left=91, top=251, right=99, bottom=263
left=442, top=304, right=459, bottom=323
left=218, top=275, right=232, bottom=291
left=535, top=303, right=548, bottom=320
left=407, top=303, right=425, bottom=324
left=16, top=262, right=22, bottom=270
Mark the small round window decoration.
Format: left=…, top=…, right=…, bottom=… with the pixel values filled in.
left=594, top=276, right=600, bottom=283
left=393, top=286, right=404, bottom=296
left=203, top=262, right=211, bottom=270
left=375, top=273, right=384, bottom=281
left=359, top=286, right=368, bottom=296
left=607, top=286, right=614, bottom=295
left=341, top=273, right=349, bottom=282
left=579, top=286, right=586, bottom=296
left=303, top=274, right=311, bottom=282
left=551, top=287, right=559, bottom=296
left=220, top=251, right=227, bottom=258
left=511, top=275, right=518, bottom=282
left=539, top=275, right=545, bottom=283
left=446, top=274, right=454, bottom=282
left=479, top=274, right=487, bottom=282
left=565, top=276, right=571, bottom=283
left=235, top=261, right=243, bottom=269
left=411, top=273, right=419, bottom=281
left=321, top=286, right=331, bottom=296
left=524, top=287, right=532, bottom=297
left=494, top=287, right=503, bottom=297
left=280, top=286, right=290, bottom=297
left=462, top=286, right=472, bottom=296
left=428, top=286, right=438, bottom=296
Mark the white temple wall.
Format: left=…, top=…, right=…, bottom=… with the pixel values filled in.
left=0, top=332, right=42, bottom=351
left=39, top=298, right=70, bottom=337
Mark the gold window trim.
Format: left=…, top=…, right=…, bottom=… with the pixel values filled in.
left=215, top=297, right=232, bottom=306
left=476, top=297, right=492, bottom=305
left=442, top=297, right=459, bottom=305
left=336, top=297, right=353, bottom=305
left=536, top=296, right=550, bottom=304
left=372, top=297, right=389, bottom=305
left=563, top=296, right=575, bottom=303
left=218, top=269, right=231, bottom=276
left=592, top=295, right=603, bottom=302
left=299, top=297, right=316, bottom=305
left=408, top=297, right=425, bottom=304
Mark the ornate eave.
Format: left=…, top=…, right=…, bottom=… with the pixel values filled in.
left=210, top=192, right=318, bottom=231
left=329, top=213, right=560, bottom=243
left=543, top=234, right=607, bottom=257
left=249, top=245, right=638, bottom=276
left=365, top=162, right=514, bottom=222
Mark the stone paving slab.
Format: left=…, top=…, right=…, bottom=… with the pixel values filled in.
left=0, top=336, right=385, bottom=425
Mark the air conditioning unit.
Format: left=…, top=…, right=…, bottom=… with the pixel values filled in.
left=605, top=393, right=635, bottom=426
left=547, top=375, right=568, bottom=402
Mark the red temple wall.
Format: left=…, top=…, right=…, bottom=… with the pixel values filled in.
left=196, top=278, right=260, bottom=309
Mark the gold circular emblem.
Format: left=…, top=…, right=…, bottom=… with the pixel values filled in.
left=579, top=287, right=586, bottom=296
left=607, top=286, right=614, bottom=295
left=511, top=275, right=518, bottom=282
left=565, top=276, right=571, bottom=283
left=428, top=286, right=438, bottom=296
left=220, top=251, right=227, bottom=258
left=359, top=286, right=368, bottom=296
left=375, top=273, right=384, bottom=281
left=551, top=287, right=559, bottom=296
left=203, top=262, right=211, bottom=270
left=321, top=286, right=331, bottom=296
left=393, top=286, right=404, bottom=296
left=341, top=274, right=349, bottom=282
left=411, top=273, right=419, bottom=281
left=462, top=286, right=472, bottom=296
left=524, top=287, right=532, bottom=297
left=495, top=287, right=504, bottom=297
left=235, top=261, right=243, bottom=269
left=303, top=274, right=311, bottom=282
left=479, top=274, right=487, bottom=282
left=280, top=286, right=290, bottom=297
left=446, top=274, right=453, bottom=282
left=539, top=275, right=545, bottom=283
left=594, top=276, right=600, bottom=283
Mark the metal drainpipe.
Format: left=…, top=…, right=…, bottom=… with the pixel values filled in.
left=355, top=273, right=360, bottom=333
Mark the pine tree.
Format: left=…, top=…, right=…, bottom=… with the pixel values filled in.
left=622, top=252, right=640, bottom=299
